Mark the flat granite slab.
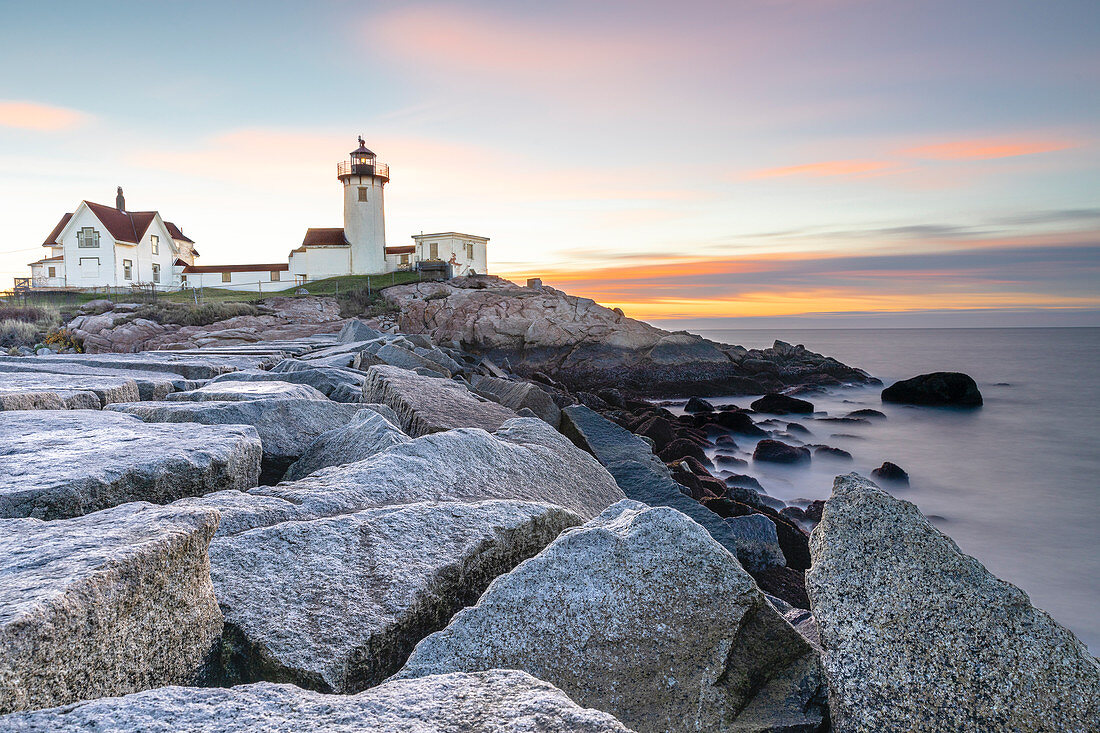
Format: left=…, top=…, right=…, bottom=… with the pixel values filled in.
left=109, top=399, right=362, bottom=485
left=0, top=503, right=223, bottom=714
left=164, top=380, right=329, bottom=402
left=0, top=373, right=139, bottom=409
left=0, top=411, right=261, bottom=519
left=1, top=671, right=634, bottom=732
left=0, top=361, right=196, bottom=400
left=0, top=353, right=263, bottom=380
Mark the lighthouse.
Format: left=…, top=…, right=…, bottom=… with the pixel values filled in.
left=337, top=136, right=389, bottom=274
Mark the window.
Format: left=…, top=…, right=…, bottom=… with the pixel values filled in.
left=152, top=263, right=160, bottom=283
left=358, top=187, right=368, bottom=202
left=271, top=270, right=281, bottom=281
left=48, top=266, right=56, bottom=278
left=221, top=272, right=232, bottom=283
left=150, top=235, right=159, bottom=255
left=123, top=259, right=133, bottom=280
left=464, top=242, right=474, bottom=259
left=77, top=227, right=99, bottom=248
left=181, top=274, right=187, bottom=283
left=429, top=242, right=439, bottom=259
left=400, top=254, right=409, bottom=265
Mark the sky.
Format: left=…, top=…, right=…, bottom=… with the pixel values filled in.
left=1, top=0, right=1097, bottom=327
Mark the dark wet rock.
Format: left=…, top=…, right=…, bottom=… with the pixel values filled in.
left=813, top=445, right=853, bottom=461
left=595, top=388, right=625, bottom=408
left=683, top=396, right=714, bottom=413
left=0, top=503, right=222, bottom=713
left=750, top=393, right=814, bottom=415
left=882, top=371, right=983, bottom=407
left=702, top=497, right=811, bottom=572
left=807, top=473, right=1100, bottom=731
left=871, top=461, right=910, bottom=485
left=396, top=500, right=826, bottom=733
left=713, top=434, right=739, bottom=449
left=714, top=453, right=748, bottom=468
left=845, top=408, right=886, bottom=420
left=752, top=566, right=811, bottom=611
left=753, top=439, right=811, bottom=464
left=804, top=500, right=825, bottom=522
left=724, top=514, right=785, bottom=571
left=656, top=437, right=708, bottom=465
left=725, top=473, right=764, bottom=491
left=710, top=409, right=767, bottom=437
left=785, top=421, right=812, bottom=436
left=634, top=416, right=676, bottom=452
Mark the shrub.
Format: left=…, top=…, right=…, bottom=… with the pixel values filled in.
left=0, top=305, right=53, bottom=323
left=0, top=319, right=38, bottom=347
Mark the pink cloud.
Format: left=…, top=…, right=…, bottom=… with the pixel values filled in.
left=0, top=100, right=90, bottom=130
left=901, top=138, right=1075, bottom=160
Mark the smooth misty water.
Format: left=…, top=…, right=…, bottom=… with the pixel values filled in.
left=682, top=327, right=1100, bottom=652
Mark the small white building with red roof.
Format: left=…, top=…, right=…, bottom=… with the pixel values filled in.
left=29, top=187, right=198, bottom=289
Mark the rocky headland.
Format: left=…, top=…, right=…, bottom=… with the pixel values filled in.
left=1, top=277, right=1096, bottom=731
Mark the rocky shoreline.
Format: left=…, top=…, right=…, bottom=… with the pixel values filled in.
left=1, top=280, right=1097, bottom=731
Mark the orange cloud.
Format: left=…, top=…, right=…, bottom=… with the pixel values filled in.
left=746, top=159, right=897, bottom=179
left=902, top=139, right=1074, bottom=160
left=0, top=100, right=90, bottom=130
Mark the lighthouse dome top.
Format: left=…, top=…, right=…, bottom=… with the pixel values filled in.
left=338, top=136, right=389, bottom=181
left=351, top=135, right=375, bottom=158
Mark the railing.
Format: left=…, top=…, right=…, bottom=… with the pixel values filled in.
left=337, top=160, right=390, bottom=179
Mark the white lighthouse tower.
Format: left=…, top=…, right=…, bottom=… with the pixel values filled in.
left=337, top=136, right=389, bottom=274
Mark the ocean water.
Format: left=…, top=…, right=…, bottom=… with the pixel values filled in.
left=680, top=327, right=1100, bottom=652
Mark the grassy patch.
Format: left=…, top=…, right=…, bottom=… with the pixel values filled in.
left=124, top=302, right=262, bottom=327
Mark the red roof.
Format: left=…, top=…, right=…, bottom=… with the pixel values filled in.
left=301, top=227, right=348, bottom=246
left=183, top=263, right=289, bottom=274
left=28, top=255, right=65, bottom=265
left=385, top=245, right=415, bottom=255
left=41, top=213, right=72, bottom=246
left=82, top=200, right=158, bottom=244
left=164, top=221, right=194, bottom=243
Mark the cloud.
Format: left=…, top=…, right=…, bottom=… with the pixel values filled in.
left=901, top=138, right=1075, bottom=160
left=0, top=100, right=90, bottom=131
left=369, top=6, right=662, bottom=83
left=500, top=239, right=1100, bottom=320
left=746, top=159, right=898, bottom=179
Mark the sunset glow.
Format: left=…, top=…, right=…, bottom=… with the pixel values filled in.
left=0, top=0, right=1096, bottom=326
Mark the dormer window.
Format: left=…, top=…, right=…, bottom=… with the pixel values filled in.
left=151, top=235, right=159, bottom=255
left=77, top=227, right=99, bottom=248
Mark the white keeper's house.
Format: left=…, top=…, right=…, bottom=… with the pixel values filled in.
left=23, top=138, right=490, bottom=292
left=27, top=188, right=201, bottom=289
